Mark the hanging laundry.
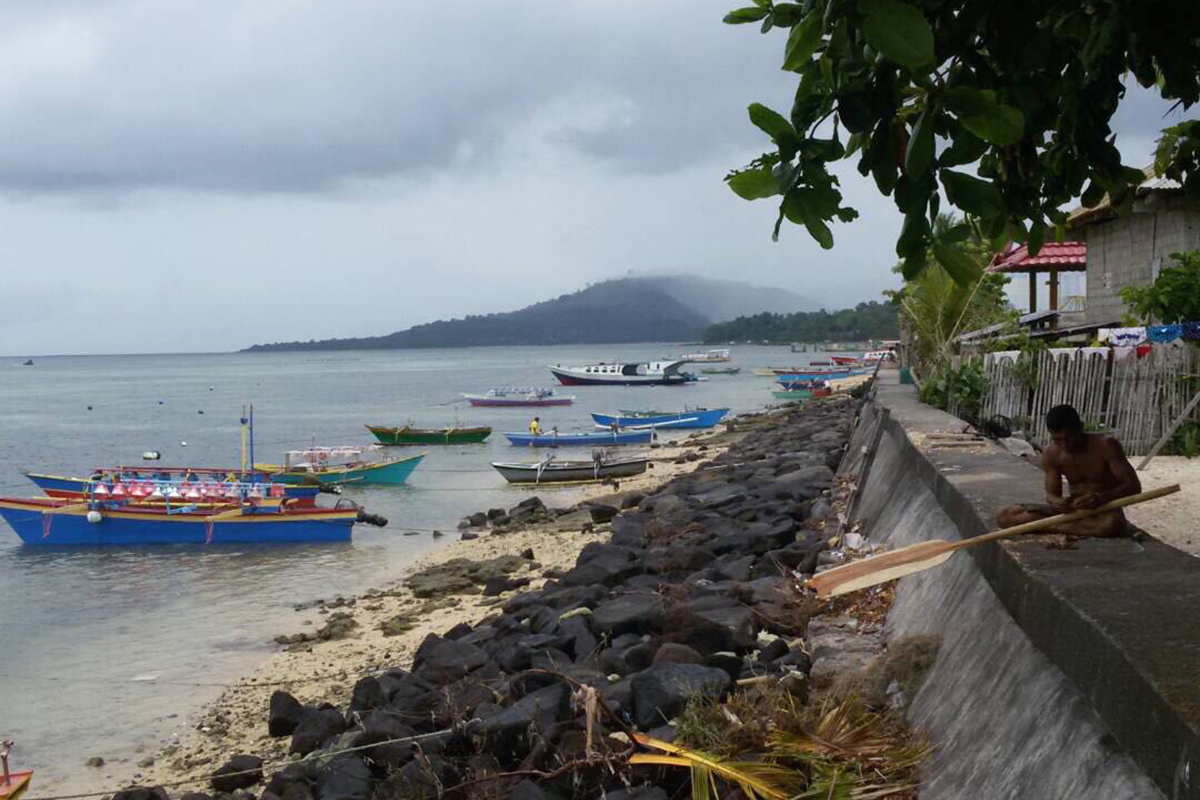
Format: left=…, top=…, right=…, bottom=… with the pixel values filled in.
left=1147, top=324, right=1183, bottom=343
left=1097, top=327, right=1147, bottom=346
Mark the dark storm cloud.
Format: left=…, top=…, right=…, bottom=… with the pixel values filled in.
left=0, top=0, right=793, bottom=194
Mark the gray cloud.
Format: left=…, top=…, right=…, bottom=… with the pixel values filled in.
left=0, top=1, right=793, bottom=195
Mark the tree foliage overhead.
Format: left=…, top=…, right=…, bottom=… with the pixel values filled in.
left=704, top=300, right=898, bottom=343
left=723, top=0, right=1200, bottom=285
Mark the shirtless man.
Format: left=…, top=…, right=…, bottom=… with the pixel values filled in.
left=996, top=404, right=1141, bottom=537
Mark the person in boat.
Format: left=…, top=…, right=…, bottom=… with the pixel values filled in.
left=995, top=404, right=1141, bottom=538
left=529, top=417, right=542, bottom=436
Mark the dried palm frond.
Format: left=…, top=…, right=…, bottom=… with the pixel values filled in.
left=630, top=734, right=804, bottom=800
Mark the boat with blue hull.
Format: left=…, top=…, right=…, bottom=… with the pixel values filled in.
left=590, top=408, right=730, bottom=430
left=775, top=371, right=853, bottom=382
left=0, top=496, right=360, bottom=545
left=503, top=430, right=652, bottom=447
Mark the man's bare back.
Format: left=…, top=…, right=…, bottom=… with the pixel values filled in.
left=996, top=405, right=1141, bottom=537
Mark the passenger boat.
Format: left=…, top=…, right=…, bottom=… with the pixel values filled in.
left=0, top=494, right=364, bottom=545
left=492, top=456, right=649, bottom=484
left=262, top=447, right=425, bottom=485
left=700, top=367, right=740, bottom=375
left=548, top=360, right=690, bottom=386
left=1, top=741, right=31, bottom=800
left=461, top=388, right=575, bottom=407
left=680, top=348, right=731, bottom=363
left=503, top=429, right=653, bottom=447
left=591, top=408, right=730, bottom=430
left=366, top=425, right=491, bottom=445
left=24, top=469, right=323, bottom=506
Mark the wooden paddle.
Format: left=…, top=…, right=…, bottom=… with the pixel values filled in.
left=807, top=484, right=1180, bottom=598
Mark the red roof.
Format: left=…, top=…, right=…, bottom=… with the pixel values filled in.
left=988, top=241, right=1086, bottom=273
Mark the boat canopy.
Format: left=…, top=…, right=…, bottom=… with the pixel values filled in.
left=284, top=445, right=383, bottom=469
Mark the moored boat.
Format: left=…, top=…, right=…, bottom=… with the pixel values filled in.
left=461, top=388, right=575, bottom=407
left=680, top=348, right=731, bottom=363
left=24, top=469, right=323, bottom=505
left=700, top=367, right=741, bottom=375
left=503, top=429, right=652, bottom=447
left=548, top=360, right=690, bottom=386
left=366, top=425, right=491, bottom=445
left=776, top=370, right=855, bottom=382
left=262, top=447, right=426, bottom=485
left=1, top=741, right=31, bottom=800
left=0, top=494, right=365, bottom=546
left=590, top=407, right=729, bottom=430
left=492, top=456, right=649, bottom=484
left=772, top=390, right=812, bottom=401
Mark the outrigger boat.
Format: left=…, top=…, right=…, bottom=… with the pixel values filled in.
left=1, top=742, right=31, bottom=800
left=261, top=446, right=425, bottom=485
left=461, top=388, right=575, bottom=407
left=700, top=367, right=740, bottom=375
left=492, top=455, right=649, bottom=484
left=0, top=489, right=370, bottom=545
left=590, top=408, right=729, bottom=430
left=25, top=468, right=323, bottom=506
left=366, top=425, right=491, bottom=445
left=504, top=429, right=652, bottom=447
left=548, top=360, right=691, bottom=387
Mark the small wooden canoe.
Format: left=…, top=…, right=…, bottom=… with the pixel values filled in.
left=367, top=425, right=491, bottom=445
left=492, top=457, right=649, bottom=484
left=772, top=390, right=811, bottom=402
left=2, top=741, right=32, bottom=800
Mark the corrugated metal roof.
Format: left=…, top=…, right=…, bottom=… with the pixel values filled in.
left=988, top=241, right=1087, bottom=272
left=1067, top=165, right=1184, bottom=228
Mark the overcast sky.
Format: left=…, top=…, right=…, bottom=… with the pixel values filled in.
left=0, top=1, right=1186, bottom=355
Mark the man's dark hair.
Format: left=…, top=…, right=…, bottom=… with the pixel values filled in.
left=1046, top=404, right=1084, bottom=432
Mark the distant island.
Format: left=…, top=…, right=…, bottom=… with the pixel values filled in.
left=703, top=301, right=898, bottom=343
left=243, top=276, right=811, bottom=352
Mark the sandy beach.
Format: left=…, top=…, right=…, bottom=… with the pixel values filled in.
left=118, top=431, right=746, bottom=792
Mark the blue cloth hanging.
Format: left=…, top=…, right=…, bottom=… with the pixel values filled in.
left=1147, top=324, right=1183, bottom=342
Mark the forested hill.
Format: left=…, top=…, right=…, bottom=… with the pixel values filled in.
left=244, top=280, right=714, bottom=351
left=703, top=301, right=898, bottom=343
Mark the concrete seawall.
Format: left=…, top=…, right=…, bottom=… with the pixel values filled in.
left=844, top=373, right=1200, bottom=799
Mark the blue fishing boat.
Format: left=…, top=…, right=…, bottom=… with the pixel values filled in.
left=261, top=446, right=425, bottom=486
left=590, top=408, right=730, bottom=430
left=503, top=430, right=653, bottom=447
left=0, top=495, right=362, bottom=546
left=775, top=370, right=852, bottom=382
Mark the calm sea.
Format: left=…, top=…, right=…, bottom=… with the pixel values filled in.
left=0, top=344, right=827, bottom=793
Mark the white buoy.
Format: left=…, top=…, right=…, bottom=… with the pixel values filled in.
left=142, top=451, right=162, bottom=461
left=87, top=511, right=102, bottom=524
left=180, top=441, right=188, bottom=447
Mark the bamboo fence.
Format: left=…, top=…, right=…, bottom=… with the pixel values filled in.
left=972, top=344, right=1200, bottom=454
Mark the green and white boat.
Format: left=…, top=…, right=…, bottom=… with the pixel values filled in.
left=260, top=446, right=426, bottom=486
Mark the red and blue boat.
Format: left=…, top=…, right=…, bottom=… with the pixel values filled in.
left=24, top=468, right=323, bottom=505
left=0, top=491, right=362, bottom=546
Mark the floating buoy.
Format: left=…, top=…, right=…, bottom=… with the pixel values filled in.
left=158, top=401, right=165, bottom=405
left=198, top=410, right=204, bottom=415
left=142, top=451, right=162, bottom=461
left=87, top=406, right=93, bottom=411
left=87, top=511, right=103, bottom=524
left=180, top=441, right=188, bottom=447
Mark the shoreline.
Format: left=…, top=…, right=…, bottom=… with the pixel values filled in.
left=113, top=430, right=747, bottom=793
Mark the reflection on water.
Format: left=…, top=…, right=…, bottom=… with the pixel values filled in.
left=0, top=344, right=807, bottom=791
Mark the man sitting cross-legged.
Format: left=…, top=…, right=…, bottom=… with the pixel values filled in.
left=996, top=404, right=1141, bottom=538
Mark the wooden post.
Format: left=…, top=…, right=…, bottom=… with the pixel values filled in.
left=1048, top=269, right=1059, bottom=316
left=1137, top=388, right=1200, bottom=470
left=1028, top=270, right=1037, bottom=313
